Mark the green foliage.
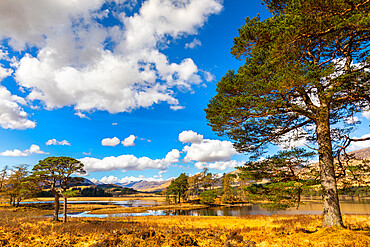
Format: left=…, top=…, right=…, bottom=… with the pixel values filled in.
left=2, top=164, right=39, bottom=206
left=199, top=190, right=217, bottom=205
left=166, top=173, right=189, bottom=204
left=80, top=187, right=113, bottom=197
left=221, top=173, right=239, bottom=204
left=238, top=149, right=319, bottom=210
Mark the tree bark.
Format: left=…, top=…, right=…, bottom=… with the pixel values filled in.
left=63, top=195, right=67, bottom=223
left=316, top=110, right=343, bottom=227
left=52, top=189, right=60, bottom=221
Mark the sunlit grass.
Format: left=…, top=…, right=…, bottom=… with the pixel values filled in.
left=0, top=205, right=369, bottom=246
left=23, top=194, right=167, bottom=202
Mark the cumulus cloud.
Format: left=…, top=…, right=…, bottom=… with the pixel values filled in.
left=92, top=175, right=165, bottom=184
left=28, top=144, right=48, bottom=154
left=46, top=139, right=71, bottom=146
left=183, top=139, right=237, bottom=163
left=0, top=149, right=28, bottom=157
left=179, top=130, right=203, bottom=144
left=194, top=160, right=244, bottom=171
left=122, top=135, right=136, bottom=147
left=0, top=66, right=12, bottom=81
left=0, top=86, right=36, bottom=130
left=185, top=38, right=201, bottom=49
left=101, top=137, right=120, bottom=147
left=348, top=134, right=370, bottom=151
left=164, top=149, right=180, bottom=163
left=0, top=144, right=48, bottom=156
left=80, top=149, right=179, bottom=173
left=2, top=0, right=222, bottom=116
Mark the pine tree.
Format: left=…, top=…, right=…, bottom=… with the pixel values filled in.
left=206, top=0, right=369, bottom=227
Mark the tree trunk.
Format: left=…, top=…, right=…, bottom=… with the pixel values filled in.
left=317, top=112, right=343, bottom=227
left=52, top=189, right=60, bottom=221
left=63, top=195, right=67, bottom=223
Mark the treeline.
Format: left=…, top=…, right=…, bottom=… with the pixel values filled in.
left=0, top=165, right=39, bottom=207
left=165, top=168, right=243, bottom=205
left=37, top=187, right=114, bottom=197
left=165, top=167, right=370, bottom=206
left=0, top=163, right=138, bottom=207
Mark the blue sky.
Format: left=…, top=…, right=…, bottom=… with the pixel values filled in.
left=0, top=0, right=369, bottom=184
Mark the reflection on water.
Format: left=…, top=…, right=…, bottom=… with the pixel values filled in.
left=34, top=198, right=369, bottom=218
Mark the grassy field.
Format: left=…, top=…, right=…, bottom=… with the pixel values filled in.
left=0, top=204, right=369, bottom=246
left=24, top=194, right=167, bottom=202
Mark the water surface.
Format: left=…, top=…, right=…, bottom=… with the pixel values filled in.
left=45, top=198, right=370, bottom=218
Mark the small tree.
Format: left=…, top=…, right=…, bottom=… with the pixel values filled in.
left=238, top=149, right=317, bottom=210
left=199, top=190, right=217, bottom=205
left=30, top=157, right=85, bottom=222
left=0, top=166, right=8, bottom=203
left=221, top=173, right=238, bottom=204
left=166, top=173, right=188, bottom=204
left=186, top=173, right=203, bottom=199
left=4, top=165, right=35, bottom=207
left=58, top=157, right=85, bottom=223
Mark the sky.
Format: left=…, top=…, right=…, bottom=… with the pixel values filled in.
left=0, top=0, right=369, bottom=184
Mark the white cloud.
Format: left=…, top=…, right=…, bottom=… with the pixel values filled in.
left=112, top=122, right=118, bottom=126
left=0, top=149, right=28, bottom=157
left=0, top=86, right=36, bottom=130
left=46, top=138, right=71, bottom=146
left=183, top=139, right=237, bottom=163
left=170, top=105, right=185, bottom=111
left=93, top=175, right=165, bottom=184
left=195, top=160, right=244, bottom=171
left=80, top=149, right=179, bottom=173
left=179, top=130, right=203, bottom=144
left=202, top=70, right=215, bottom=82
left=0, top=66, right=12, bottom=81
left=6, top=0, right=222, bottom=115
left=0, top=144, right=48, bottom=156
left=348, top=134, right=370, bottom=151
left=122, top=135, right=136, bottom=147
left=28, top=144, right=48, bottom=154
left=164, top=149, right=180, bottom=163
left=75, top=112, right=90, bottom=119
left=185, top=38, right=201, bottom=49
left=101, top=137, right=120, bottom=147
left=0, top=0, right=108, bottom=50
left=362, top=111, right=370, bottom=119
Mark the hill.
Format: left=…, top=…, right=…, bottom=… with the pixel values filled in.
left=117, top=180, right=172, bottom=192
left=348, top=147, right=370, bottom=159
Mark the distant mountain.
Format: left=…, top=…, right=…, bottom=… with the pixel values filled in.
left=348, top=147, right=370, bottom=159
left=116, top=181, right=142, bottom=188
left=116, top=179, right=172, bottom=192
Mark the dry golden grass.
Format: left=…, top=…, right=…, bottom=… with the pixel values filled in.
left=0, top=205, right=369, bottom=247
left=24, top=194, right=167, bottom=202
